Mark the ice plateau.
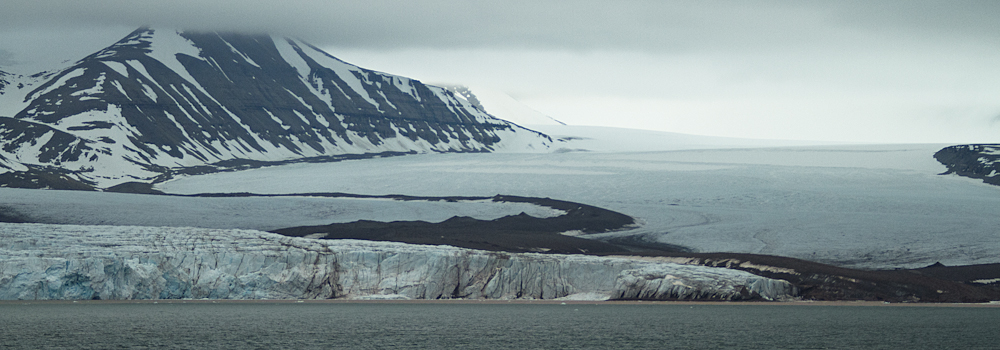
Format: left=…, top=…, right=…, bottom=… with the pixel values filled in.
left=0, top=223, right=796, bottom=301
left=157, top=130, right=1000, bottom=270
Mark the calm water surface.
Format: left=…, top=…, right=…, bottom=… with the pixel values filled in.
left=1, top=302, right=998, bottom=349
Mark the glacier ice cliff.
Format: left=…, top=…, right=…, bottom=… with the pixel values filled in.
left=0, top=223, right=796, bottom=301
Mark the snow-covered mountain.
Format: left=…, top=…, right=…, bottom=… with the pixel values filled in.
left=0, top=28, right=552, bottom=188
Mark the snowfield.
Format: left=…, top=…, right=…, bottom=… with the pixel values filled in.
left=0, top=188, right=564, bottom=231
left=157, top=126, right=1000, bottom=269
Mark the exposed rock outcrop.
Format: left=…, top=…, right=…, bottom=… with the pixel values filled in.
left=934, top=144, right=1000, bottom=186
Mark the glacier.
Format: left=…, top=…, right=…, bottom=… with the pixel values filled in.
left=158, top=132, right=1000, bottom=270
left=0, top=223, right=796, bottom=301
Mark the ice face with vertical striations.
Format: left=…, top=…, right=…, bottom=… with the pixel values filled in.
left=0, top=223, right=796, bottom=301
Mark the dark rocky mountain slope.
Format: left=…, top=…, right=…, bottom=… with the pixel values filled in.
left=0, top=28, right=551, bottom=188
left=934, top=144, right=1000, bottom=185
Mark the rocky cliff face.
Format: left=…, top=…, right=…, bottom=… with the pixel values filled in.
left=0, top=70, right=9, bottom=93
left=0, top=223, right=796, bottom=301
left=0, top=28, right=551, bottom=187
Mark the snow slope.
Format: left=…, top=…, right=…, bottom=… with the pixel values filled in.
left=0, top=188, right=563, bottom=231
left=529, top=125, right=844, bottom=152
left=0, top=223, right=795, bottom=301
left=158, top=126, right=1000, bottom=269
left=0, top=70, right=29, bottom=117
left=0, top=28, right=552, bottom=187
left=454, top=85, right=565, bottom=126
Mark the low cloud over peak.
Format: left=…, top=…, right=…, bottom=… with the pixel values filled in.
left=2, top=1, right=998, bottom=52
left=2, top=1, right=999, bottom=143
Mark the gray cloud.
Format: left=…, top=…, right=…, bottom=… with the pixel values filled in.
left=1, top=0, right=998, bottom=52
left=1, top=0, right=998, bottom=143
left=0, top=49, right=16, bottom=67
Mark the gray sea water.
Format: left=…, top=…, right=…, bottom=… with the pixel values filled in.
left=1, top=302, right=998, bottom=349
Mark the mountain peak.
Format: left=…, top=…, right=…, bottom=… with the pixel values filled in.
left=0, top=27, right=552, bottom=188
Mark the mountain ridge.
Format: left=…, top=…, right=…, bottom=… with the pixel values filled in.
left=0, top=27, right=552, bottom=188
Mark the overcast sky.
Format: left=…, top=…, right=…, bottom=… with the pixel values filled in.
left=2, top=0, right=999, bottom=143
